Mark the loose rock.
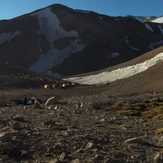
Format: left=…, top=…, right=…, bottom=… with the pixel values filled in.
left=12, top=115, right=24, bottom=122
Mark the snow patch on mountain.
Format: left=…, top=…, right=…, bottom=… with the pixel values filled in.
left=98, top=16, right=103, bottom=20
left=108, top=52, right=120, bottom=58
left=135, top=16, right=146, bottom=23
left=29, top=7, right=85, bottom=75
left=149, top=40, right=163, bottom=49
left=158, top=25, right=163, bottom=35
left=145, top=24, right=154, bottom=32
left=152, top=16, right=163, bottom=23
left=124, top=36, right=139, bottom=51
left=65, top=52, right=163, bottom=85
left=76, top=9, right=93, bottom=14
left=0, top=31, right=21, bottom=45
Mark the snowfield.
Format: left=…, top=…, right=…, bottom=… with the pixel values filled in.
left=64, top=52, right=163, bottom=85
left=29, top=7, right=85, bottom=76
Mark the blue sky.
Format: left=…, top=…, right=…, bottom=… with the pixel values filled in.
left=0, top=0, right=163, bottom=20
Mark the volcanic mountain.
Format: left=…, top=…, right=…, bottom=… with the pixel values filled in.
left=0, top=3, right=163, bottom=79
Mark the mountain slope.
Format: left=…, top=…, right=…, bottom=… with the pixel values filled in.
left=0, top=4, right=163, bottom=77
left=64, top=46, right=163, bottom=85
left=0, top=62, right=62, bottom=88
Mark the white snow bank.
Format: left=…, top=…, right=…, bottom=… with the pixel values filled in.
left=64, top=52, right=163, bottom=85
left=29, top=7, right=85, bottom=76
left=0, top=31, right=21, bottom=45
left=152, top=16, right=163, bottom=23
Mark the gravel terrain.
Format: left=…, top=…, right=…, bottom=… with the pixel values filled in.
left=0, top=86, right=163, bottom=163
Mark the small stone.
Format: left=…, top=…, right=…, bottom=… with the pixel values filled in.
left=21, top=150, right=28, bottom=157
left=154, top=152, right=160, bottom=163
left=32, top=132, right=41, bottom=136
left=44, top=152, right=52, bottom=157
left=75, top=102, right=84, bottom=108
left=61, top=131, right=69, bottom=136
left=111, top=117, right=116, bottom=120
left=0, top=132, right=15, bottom=141
left=47, top=106, right=52, bottom=110
left=54, top=142, right=65, bottom=150
left=89, top=148, right=98, bottom=153
left=101, top=118, right=105, bottom=122
left=76, top=148, right=85, bottom=153
left=72, top=159, right=81, bottom=163
left=59, top=152, right=68, bottom=160
left=24, top=106, right=29, bottom=109
left=94, top=154, right=104, bottom=161
left=85, top=142, right=94, bottom=149
left=43, top=120, right=55, bottom=126
left=12, top=115, right=24, bottom=122
left=11, top=121, right=22, bottom=130
left=156, top=128, right=163, bottom=135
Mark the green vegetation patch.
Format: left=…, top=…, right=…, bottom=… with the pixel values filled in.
left=111, top=97, right=163, bottom=120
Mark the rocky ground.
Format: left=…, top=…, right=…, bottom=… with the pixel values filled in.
left=0, top=85, right=163, bottom=163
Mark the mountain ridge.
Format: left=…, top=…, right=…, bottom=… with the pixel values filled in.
left=0, top=4, right=163, bottom=78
